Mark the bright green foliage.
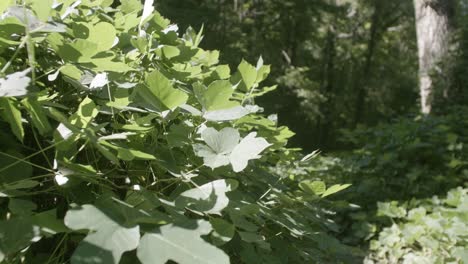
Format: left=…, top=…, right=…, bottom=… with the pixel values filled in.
left=365, top=187, right=468, bottom=264
left=0, top=1, right=351, bottom=263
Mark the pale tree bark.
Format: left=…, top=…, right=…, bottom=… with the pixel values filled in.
left=414, top=0, right=455, bottom=114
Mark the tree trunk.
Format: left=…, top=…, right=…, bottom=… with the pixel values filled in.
left=414, top=0, right=454, bottom=114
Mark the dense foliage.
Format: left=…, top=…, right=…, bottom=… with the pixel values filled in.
left=366, top=187, right=468, bottom=264
left=302, top=109, right=468, bottom=261
left=0, top=1, right=355, bottom=263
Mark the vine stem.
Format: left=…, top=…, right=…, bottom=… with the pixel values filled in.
left=23, top=1, right=37, bottom=84
left=0, top=37, right=27, bottom=74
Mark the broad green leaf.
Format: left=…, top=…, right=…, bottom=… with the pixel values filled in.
left=166, top=123, right=192, bottom=148
left=229, top=132, right=270, bottom=172
left=161, top=45, right=180, bottom=59
left=137, top=220, right=229, bottom=264
left=87, top=22, right=117, bottom=52
left=212, top=65, right=230, bottom=79
left=0, top=97, right=24, bottom=142
left=194, top=128, right=270, bottom=172
left=21, top=98, right=52, bottom=135
left=89, top=72, right=108, bottom=89
left=69, top=97, right=98, bottom=128
left=32, top=209, right=69, bottom=235
left=255, top=57, right=270, bottom=83
left=120, top=0, right=143, bottom=13
left=0, top=69, right=31, bottom=97
left=130, top=37, right=148, bottom=53
left=321, top=184, right=351, bottom=198
left=86, top=57, right=134, bottom=73
left=233, top=60, right=257, bottom=91
left=175, top=179, right=238, bottom=214
left=299, top=180, right=326, bottom=195
left=0, top=218, right=40, bottom=262
left=29, top=0, right=53, bottom=21
left=194, top=80, right=238, bottom=111
left=64, top=204, right=140, bottom=264
left=0, top=0, right=13, bottom=15
left=1, top=180, right=38, bottom=191
left=193, top=127, right=240, bottom=169
left=203, top=105, right=249, bottom=121
left=8, top=199, right=36, bottom=216
left=60, top=64, right=82, bottom=80
left=138, top=70, right=188, bottom=110
left=210, top=218, right=235, bottom=246
left=57, top=40, right=98, bottom=62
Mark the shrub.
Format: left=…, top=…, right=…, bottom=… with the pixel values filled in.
left=0, top=1, right=351, bottom=263
left=365, top=187, right=468, bottom=264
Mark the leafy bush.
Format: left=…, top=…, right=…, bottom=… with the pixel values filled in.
left=365, top=187, right=468, bottom=264
left=301, top=110, right=468, bottom=254
left=0, top=1, right=353, bottom=263
left=339, top=109, right=468, bottom=204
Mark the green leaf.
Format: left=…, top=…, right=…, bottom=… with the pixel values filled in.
left=0, top=97, right=24, bottom=142
left=29, top=0, right=53, bottom=21
left=138, top=70, right=188, bottom=110
left=194, top=128, right=270, bottom=172
left=119, top=0, right=143, bottom=14
left=299, top=180, right=326, bottom=195
left=193, top=127, right=240, bottom=169
left=8, top=198, right=36, bottom=216
left=321, top=184, right=351, bottom=198
left=161, top=45, right=180, bottom=59
left=0, top=0, right=13, bottom=15
left=175, top=179, right=238, bottom=214
left=60, top=64, right=82, bottom=80
left=203, top=106, right=249, bottom=121
left=166, top=123, right=192, bottom=148
left=0, top=69, right=31, bottom=97
left=212, top=65, right=230, bottom=79
left=60, top=40, right=99, bottom=61
left=210, top=218, right=235, bottom=246
left=233, top=60, right=257, bottom=91
left=64, top=204, right=140, bottom=264
left=69, top=97, right=98, bottom=128
left=32, top=209, right=69, bottom=236
left=21, top=98, right=52, bottom=135
left=137, top=220, right=229, bottom=264
left=194, top=80, right=238, bottom=111
left=86, top=57, right=134, bottom=73
left=229, top=132, right=270, bottom=172
left=0, top=218, right=40, bottom=262
left=87, top=22, right=117, bottom=52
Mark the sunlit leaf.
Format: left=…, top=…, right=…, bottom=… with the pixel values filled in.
left=137, top=220, right=229, bottom=264
left=175, top=179, right=238, bottom=214
left=0, top=69, right=31, bottom=97
left=229, top=132, right=270, bottom=172
left=65, top=204, right=140, bottom=264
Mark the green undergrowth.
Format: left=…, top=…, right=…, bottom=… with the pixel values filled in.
left=303, top=109, right=468, bottom=262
